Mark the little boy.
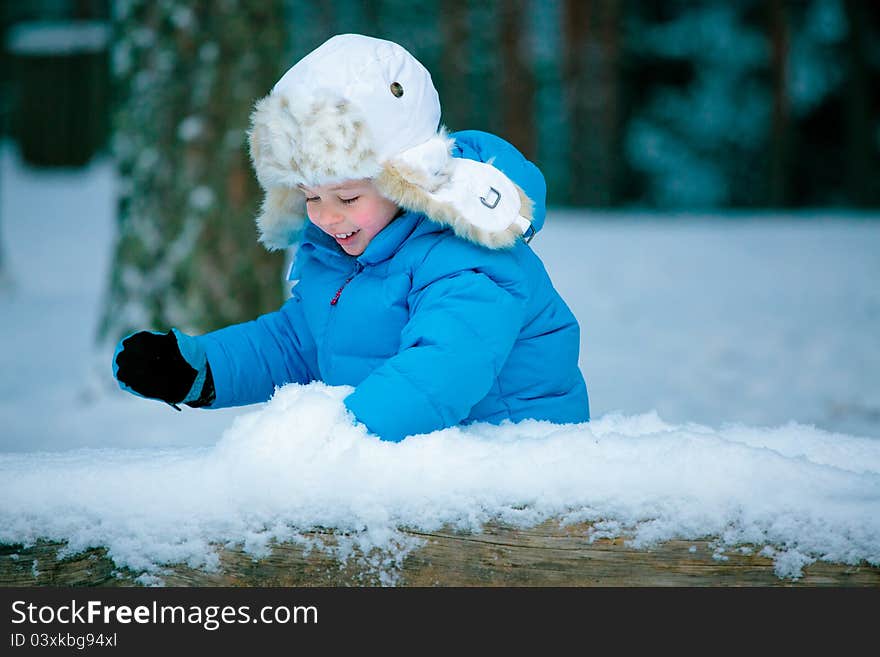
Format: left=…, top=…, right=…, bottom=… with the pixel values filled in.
left=114, top=34, right=589, bottom=442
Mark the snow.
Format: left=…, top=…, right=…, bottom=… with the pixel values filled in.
left=534, top=209, right=880, bottom=439
left=1, top=141, right=879, bottom=584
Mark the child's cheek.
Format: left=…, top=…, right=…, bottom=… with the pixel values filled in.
left=351, top=209, right=376, bottom=231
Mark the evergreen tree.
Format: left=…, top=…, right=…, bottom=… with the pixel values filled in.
left=99, top=0, right=286, bottom=344
left=624, top=1, right=771, bottom=208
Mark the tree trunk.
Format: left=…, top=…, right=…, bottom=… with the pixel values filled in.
left=99, top=0, right=286, bottom=345
left=768, top=0, right=792, bottom=207
left=841, top=0, right=873, bottom=206
left=562, top=0, right=621, bottom=206
left=439, top=0, right=472, bottom=132
left=499, top=0, right=536, bottom=160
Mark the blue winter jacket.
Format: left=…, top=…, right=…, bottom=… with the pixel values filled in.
left=195, top=131, right=590, bottom=441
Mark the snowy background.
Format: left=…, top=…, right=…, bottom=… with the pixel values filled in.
left=1, top=142, right=879, bottom=583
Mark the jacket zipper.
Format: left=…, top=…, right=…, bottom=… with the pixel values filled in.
left=330, top=262, right=363, bottom=306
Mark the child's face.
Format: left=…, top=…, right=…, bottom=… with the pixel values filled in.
left=301, top=179, right=400, bottom=256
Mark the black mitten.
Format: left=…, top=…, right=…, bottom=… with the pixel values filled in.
left=114, top=330, right=198, bottom=405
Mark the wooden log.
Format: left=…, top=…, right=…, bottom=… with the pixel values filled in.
left=2, top=520, right=878, bottom=587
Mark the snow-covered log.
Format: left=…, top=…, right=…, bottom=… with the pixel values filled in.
left=2, top=521, right=878, bottom=587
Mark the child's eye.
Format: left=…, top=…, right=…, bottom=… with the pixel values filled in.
left=305, top=196, right=320, bottom=203
left=340, top=196, right=359, bottom=205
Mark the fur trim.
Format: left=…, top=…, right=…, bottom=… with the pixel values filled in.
left=255, top=186, right=306, bottom=252
left=376, top=155, right=534, bottom=249
left=249, top=91, right=382, bottom=190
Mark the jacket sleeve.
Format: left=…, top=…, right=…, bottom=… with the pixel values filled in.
left=344, top=240, right=526, bottom=442
left=194, top=296, right=318, bottom=408
left=450, top=129, right=547, bottom=233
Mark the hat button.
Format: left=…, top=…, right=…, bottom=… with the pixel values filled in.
left=390, top=82, right=404, bottom=98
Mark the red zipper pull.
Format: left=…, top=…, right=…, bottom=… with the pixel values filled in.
left=330, top=264, right=362, bottom=306
left=330, top=277, right=352, bottom=306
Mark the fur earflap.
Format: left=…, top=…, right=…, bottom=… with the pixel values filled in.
left=248, top=91, right=386, bottom=251
left=254, top=186, right=306, bottom=252
left=375, top=152, right=534, bottom=249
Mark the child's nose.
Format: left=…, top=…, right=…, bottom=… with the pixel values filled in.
left=319, top=208, right=344, bottom=227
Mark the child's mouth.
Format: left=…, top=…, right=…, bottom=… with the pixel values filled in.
left=334, top=230, right=359, bottom=244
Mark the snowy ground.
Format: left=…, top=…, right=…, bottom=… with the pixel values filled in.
left=1, top=142, right=879, bottom=583
left=534, top=209, right=880, bottom=439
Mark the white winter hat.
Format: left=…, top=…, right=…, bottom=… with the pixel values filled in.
left=248, top=34, right=533, bottom=250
